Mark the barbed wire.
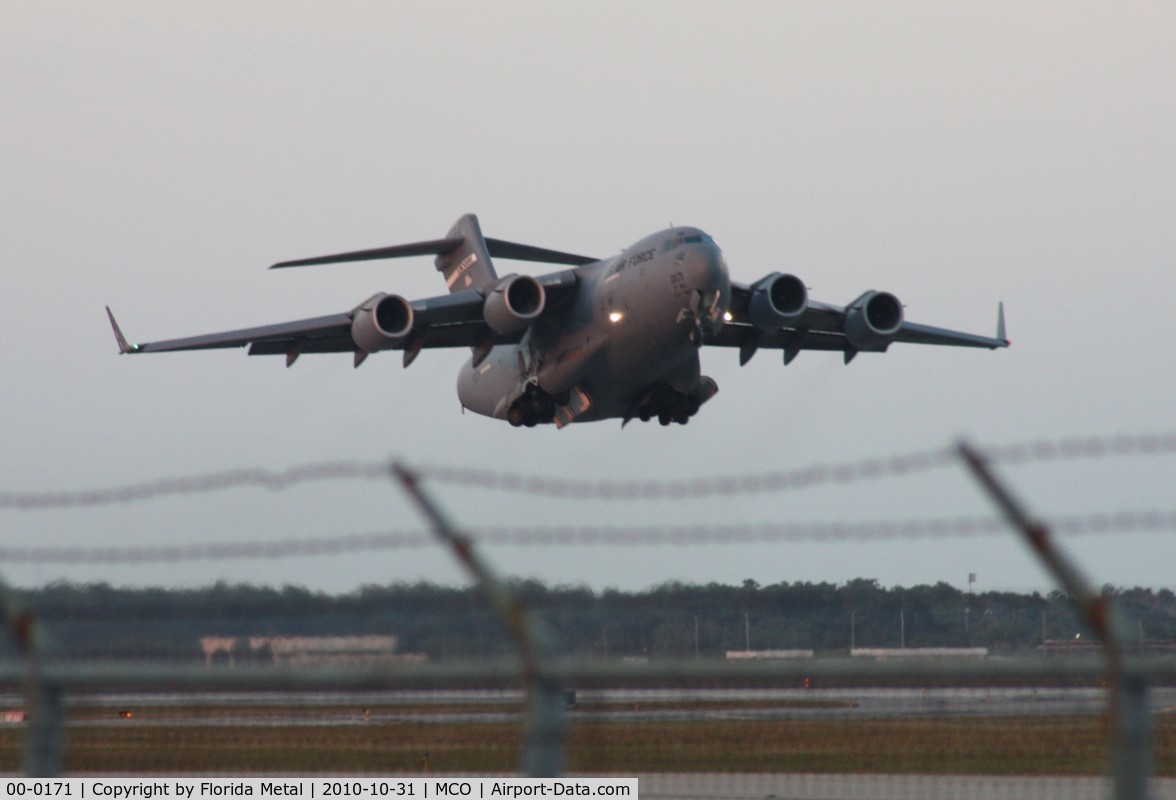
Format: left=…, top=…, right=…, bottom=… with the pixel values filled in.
left=0, top=462, right=391, bottom=510
left=2, top=509, right=1173, bottom=564
left=2, top=431, right=1174, bottom=510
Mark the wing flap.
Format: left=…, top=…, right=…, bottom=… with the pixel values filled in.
left=708, top=323, right=847, bottom=352
left=247, top=336, right=355, bottom=356
left=894, top=320, right=1008, bottom=349
left=244, top=320, right=520, bottom=357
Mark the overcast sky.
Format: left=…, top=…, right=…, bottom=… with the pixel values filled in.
left=2, top=2, right=1174, bottom=595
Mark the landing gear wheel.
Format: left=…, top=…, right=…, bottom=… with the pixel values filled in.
left=507, top=406, right=526, bottom=427
left=532, top=394, right=555, bottom=422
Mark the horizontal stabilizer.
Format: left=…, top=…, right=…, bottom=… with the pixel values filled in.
left=485, top=238, right=598, bottom=266
left=272, top=238, right=463, bottom=269
left=272, top=237, right=598, bottom=270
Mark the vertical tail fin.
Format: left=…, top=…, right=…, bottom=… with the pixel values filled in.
left=436, top=214, right=498, bottom=293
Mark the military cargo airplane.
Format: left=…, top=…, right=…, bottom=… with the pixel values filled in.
left=107, top=214, right=1008, bottom=428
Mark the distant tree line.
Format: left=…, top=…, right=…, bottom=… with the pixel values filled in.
left=7, top=579, right=1176, bottom=662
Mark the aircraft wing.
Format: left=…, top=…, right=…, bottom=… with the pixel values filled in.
left=107, top=268, right=579, bottom=366
left=713, top=281, right=1008, bottom=364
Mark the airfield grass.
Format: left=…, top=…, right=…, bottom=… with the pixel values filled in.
left=0, top=708, right=1173, bottom=775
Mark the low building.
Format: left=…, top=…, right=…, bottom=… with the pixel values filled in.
left=200, top=635, right=427, bottom=666
left=726, top=649, right=814, bottom=660
left=851, top=647, right=988, bottom=660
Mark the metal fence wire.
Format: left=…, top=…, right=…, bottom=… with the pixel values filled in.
left=0, top=433, right=1174, bottom=799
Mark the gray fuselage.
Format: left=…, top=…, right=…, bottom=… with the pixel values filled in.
left=456, top=228, right=730, bottom=424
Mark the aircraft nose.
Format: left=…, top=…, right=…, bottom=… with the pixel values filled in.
left=703, top=241, right=727, bottom=281
left=690, top=238, right=729, bottom=294
left=684, top=237, right=731, bottom=329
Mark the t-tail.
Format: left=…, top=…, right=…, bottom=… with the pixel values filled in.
left=436, top=214, right=498, bottom=293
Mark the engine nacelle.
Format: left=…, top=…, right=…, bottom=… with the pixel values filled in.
left=351, top=293, right=414, bottom=353
left=843, top=291, right=903, bottom=351
left=483, top=274, right=545, bottom=334
left=748, top=272, right=808, bottom=330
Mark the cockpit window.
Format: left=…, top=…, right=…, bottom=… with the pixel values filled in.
left=661, top=233, right=711, bottom=253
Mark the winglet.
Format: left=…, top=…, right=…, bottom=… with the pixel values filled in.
left=996, top=302, right=1009, bottom=346
left=105, top=306, right=137, bottom=354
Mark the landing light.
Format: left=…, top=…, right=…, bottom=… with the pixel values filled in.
left=723, top=311, right=733, bottom=322
left=609, top=311, right=624, bottom=323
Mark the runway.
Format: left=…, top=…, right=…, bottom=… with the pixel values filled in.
left=43, top=686, right=1176, bottom=726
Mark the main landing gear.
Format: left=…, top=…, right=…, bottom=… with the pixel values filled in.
left=507, top=385, right=561, bottom=427
left=635, top=385, right=702, bottom=426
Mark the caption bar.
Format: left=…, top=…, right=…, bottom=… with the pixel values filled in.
left=1, top=780, right=637, bottom=800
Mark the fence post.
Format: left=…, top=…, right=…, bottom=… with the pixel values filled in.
left=0, top=577, right=63, bottom=776
left=22, top=678, right=63, bottom=777
left=392, top=462, right=566, bottom=777
left=959, top=441, right=1153, bottom=800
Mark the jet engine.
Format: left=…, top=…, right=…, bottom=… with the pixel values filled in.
left=351, top=293, right=414, bottom=352
left=843, top=291, right=904, bottom=350
left=748, top=273, right=808, bottom=330
left=483, top=274, right=546, bottom=334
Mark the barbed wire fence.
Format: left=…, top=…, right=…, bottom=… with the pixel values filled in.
left=1, top=510, right=1175, bottom=566
left=5, top=431, right=1174, bottom=510
left=1, top=430, right=1175, bottom=794
left=1, top=431, right=1173, bottom=565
